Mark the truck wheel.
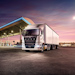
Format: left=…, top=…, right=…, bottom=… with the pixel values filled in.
left=41, top=46, right=44, bottom=52
left=56, top=45, right=58, bottom=49
left=41, top=49, right=44, bottom=52
left=50, top=45, right=53, bottom=50
left=47, top=45, right=50, bottom=51
left=52, top=45, right=56, bottom=49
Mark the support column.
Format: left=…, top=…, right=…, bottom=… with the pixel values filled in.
left=20, top=29, right=22, bottom=44
left=7, top=35, right=9, bottom=46
left=4, top=36, right=6, bottom=46
left=1, top=36, right=3, bottom=46
left=0, top=37, right=1, bottom=46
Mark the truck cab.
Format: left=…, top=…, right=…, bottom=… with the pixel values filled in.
left=22, top=25, right=44, bottom=51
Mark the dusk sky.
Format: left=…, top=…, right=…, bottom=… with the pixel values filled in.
left=0, top=0, right=75, bottom=43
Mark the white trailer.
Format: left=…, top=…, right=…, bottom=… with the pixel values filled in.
left=22, top=24, right=59, bottom=52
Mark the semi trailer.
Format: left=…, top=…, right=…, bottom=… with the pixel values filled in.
left=22, top=24, right=59, bottom=52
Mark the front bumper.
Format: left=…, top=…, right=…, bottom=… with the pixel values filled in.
left=22, top=47, right=43, bottom=51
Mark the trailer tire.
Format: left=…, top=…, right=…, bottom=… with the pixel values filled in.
left=50, top=45, right=53, bottom=50
left=52, top=45, right=56, bottom=49
left=56, top=45, right=58, bottom=49
left=47, top=44, right=51, bottom=51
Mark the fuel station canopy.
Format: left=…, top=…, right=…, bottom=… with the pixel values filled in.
left=0, top=17, right=35, bottom=38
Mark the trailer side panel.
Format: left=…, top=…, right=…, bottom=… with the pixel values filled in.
left=45, top=25, right=53, bottom=44
left=45, top=25, right=59, bottom=45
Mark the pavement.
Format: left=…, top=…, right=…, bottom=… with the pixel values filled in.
left=0, top=45, right=22, bottom=48
left=0, top=47, right=75, bottom=75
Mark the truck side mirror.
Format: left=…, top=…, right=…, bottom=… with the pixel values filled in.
left=40, top=30, right=43, bottom=36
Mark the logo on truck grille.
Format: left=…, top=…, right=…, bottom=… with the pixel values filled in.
left=24, top=36, right=37, bottom=48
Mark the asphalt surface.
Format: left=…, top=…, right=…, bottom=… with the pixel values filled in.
left=0, top=47, right=75, bottom=75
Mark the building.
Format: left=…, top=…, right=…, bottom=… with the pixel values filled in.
left=59, top=42, right=75, bottom=47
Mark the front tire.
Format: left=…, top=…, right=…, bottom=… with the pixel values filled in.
left=41, top=49, right=44, bottom=52
left=41, top=45, right=45, bottom=52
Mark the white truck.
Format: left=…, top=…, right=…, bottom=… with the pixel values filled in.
left=22, top=24, right=59, bottom=52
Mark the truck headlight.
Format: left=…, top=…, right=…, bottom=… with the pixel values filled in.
left=36, top=45, right=42, bottom=48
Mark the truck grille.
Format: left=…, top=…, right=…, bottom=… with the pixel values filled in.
left=24, top=36, right=37, bottom=48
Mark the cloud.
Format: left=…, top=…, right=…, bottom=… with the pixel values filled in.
left=0, top=0, right=75, bottom=42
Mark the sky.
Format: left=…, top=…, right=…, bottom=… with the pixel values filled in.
left=0, top=0, right=75, bottom=43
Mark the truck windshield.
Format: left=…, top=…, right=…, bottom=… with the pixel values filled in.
left=22, top=29, right=40, bottom=36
